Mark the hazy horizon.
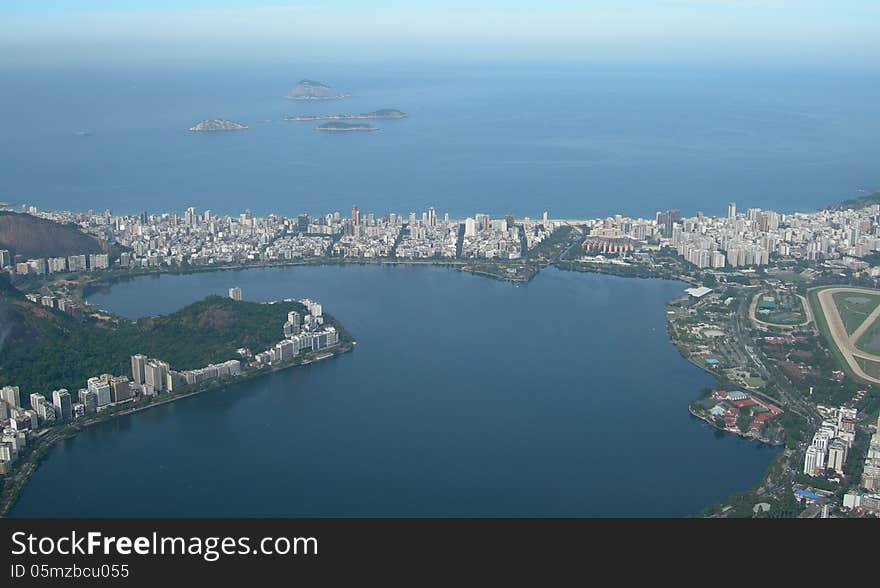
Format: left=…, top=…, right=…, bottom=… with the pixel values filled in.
left=2, top=1, right=879, bottom=68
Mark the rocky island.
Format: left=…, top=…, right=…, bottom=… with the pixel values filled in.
left=287, top=79, right=351, bottom=100
left=188, top=119, right=248, bottom=132
left=315, top=122, right=379, bottom=132
left=285, top=109, right=407, bottom=122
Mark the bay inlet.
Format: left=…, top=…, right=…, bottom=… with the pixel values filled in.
left=9, top=265, right=778, bottom=517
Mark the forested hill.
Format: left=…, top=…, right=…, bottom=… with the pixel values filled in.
left=0, top=293, right=350, bottom=400
left=834, top=191, right=880, bottom=211
left=0, top=211, right=109, bottom=259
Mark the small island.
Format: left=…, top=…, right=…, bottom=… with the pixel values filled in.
left=285, top=109, right=407, bottom=122
left=188, top=119, right=248, bottom=132
left=315, top=122, right=379, bottom=132
left=287, top=79, right=351, bottom=101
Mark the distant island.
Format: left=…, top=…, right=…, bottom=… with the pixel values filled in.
left=285, top=109, right=407, bottom=122
left=287, top=79, right=351, bottom=100
left=315, top=122, right=379, bottom=132
left=188, top=119, right=248, bottom=132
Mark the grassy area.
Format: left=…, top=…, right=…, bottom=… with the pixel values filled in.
left=808, top=287, right=858, bottom=382
left=754, top=290, right=807, bottom=326
left=855, top=356, right=880, bottom=380
left=831, top=290, right=880, bottom=335
left=744, top=376, right=765, bottom=389
left=856, top=319, right=880, bottom=355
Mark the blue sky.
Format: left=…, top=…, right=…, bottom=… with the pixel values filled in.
left=2, top=1, right=878, bottom=66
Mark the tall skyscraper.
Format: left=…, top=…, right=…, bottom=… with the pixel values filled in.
left=0, top=386, right=21, bottom=409
left=145, top=360, right=168, bottom=393
left=427, top=207, right=437, bottom=227
left=131, top=354, right=147, bottom=385
left=464, top=218, right=477, bottom=237
left=351, top=204, right=360, bottom=226
left=52, top=389, right=72, bottom=420
left=0, top=249, right=11, bottom=267
left=727, top=202, right=736, bottom=220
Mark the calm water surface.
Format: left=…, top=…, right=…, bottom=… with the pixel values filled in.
left=9, top=265, right=778, bottom=517
left=1, top=63, right=878, bottom=218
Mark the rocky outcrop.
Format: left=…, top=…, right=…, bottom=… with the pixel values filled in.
left=287, top=79, right=350, bottom=100
left=188, top=119, right=248, bottom=132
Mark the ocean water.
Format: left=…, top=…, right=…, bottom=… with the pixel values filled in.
left=9, top=266, right=779, bottom=517
left=0, top=62, right=878, bottom=219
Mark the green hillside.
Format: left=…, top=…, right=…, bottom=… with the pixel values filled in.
left=0, top=211, right=110, bottom=259
left=0, top=290, right=351, bottom=400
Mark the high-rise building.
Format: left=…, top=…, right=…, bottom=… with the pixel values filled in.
left=0, top=249, right=11, bottom=267
left=464, top=217, right=476, bottom=237
left=1, top=385, right=21, bottom=409
left=89, top=253, right=110, bottom=270
left=351, top=204, right=360, bottom=226
left=110, top=376, right=132, bottom=403
left=827, top=439, right=849, bottom=475
left=67, top=254, right=87, bottom=272
left=88, top=377, right=112, bottom=406
left=52, top=389, right=72, bottom=420
left=657, top=209, right=681, bottom=238
left=727, top=202, right=736, bottom=220
left=427, top=207, right=437, bottom=227
left=229, top=286, right=242, bottom=301
left=78, top=388, right=97, bottom=414
left=803, top=445, right=821, bottom=476
left=144, top=360, right=169, bottom=393
left=131, top=354, right=147, bottom=385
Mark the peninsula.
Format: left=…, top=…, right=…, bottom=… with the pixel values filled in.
left=188, top=119, right=248, bottom=132
left=315, top=122, right=379, bottom=132
left=285, top=109, right=407, bottom=122
left=287, top=79, right=350, bottom=100
left=0, top=285, right=353, bottom=515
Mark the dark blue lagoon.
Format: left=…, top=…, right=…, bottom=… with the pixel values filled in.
left=10, top=266, right=778, bottom=516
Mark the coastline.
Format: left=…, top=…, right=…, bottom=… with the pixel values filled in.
left=0, top=341, right=354, bottom=517
left=6, top=247, right=784, bottom=517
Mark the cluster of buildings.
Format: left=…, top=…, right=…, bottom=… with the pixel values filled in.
left=23, top=292, right=85, bottom=318
left=458, top=212, right=553, bottom=260
left=250, top=299, right=339, bottom=366
left=9, top=205, right=557, bottom=275
left=578, top=200, right=880, bottom=271
left=705, top=389, right=783, bottom=438
left=0, top=295, right=339, bottom=474
left=0, top=373, right=138, bottom=474
left=2, top=251, right=110, bottom=277
left=395, top=210, right=458, bottom=259
left=803, top=405, right=858, bottom=477
left=843, top=414, right=880, bottom=515
left=13, top=196, right=880, bottom=277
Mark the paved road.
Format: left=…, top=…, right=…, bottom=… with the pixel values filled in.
left=815, top=286, right=880, bottom=384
